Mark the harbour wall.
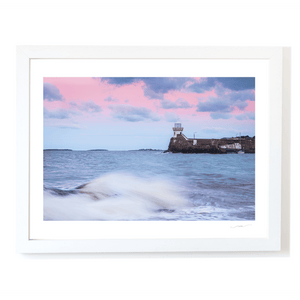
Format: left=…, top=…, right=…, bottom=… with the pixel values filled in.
left=167, top=134, right=255, bottom=154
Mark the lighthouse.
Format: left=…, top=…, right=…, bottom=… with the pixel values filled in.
left=172, top=122, right=184, bottom=137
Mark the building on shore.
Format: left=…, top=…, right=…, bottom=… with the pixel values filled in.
left=167, top=123, right=255, bottom=154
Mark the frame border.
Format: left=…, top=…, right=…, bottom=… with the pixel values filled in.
left=16, top=46, right=282, bottom=253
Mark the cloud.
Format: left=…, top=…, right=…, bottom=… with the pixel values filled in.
left=43, top=82, right=64, bottom=101
left=197, top=99, right=232, bottom=113
left=165, top=112, right=180, bottom=122
left=196, top=89, right=254, bottom=116
left=215, top=77, right=255, bottom=91
left=95, top=77, right=255, bottom=101
left=70, top=100, right=102, bottom=113
left=210, top=112, right=232, bottom=119
left=229, top=89, right=255, bottom=102
left=101, top=77, right=137, bottom=86
left=100, top=77, right=188, bottom=92
left=189, top=78, right=255, bottom=93
left=234, top=100, right=249, bottom=110
left=44, top=108, right=70, bottom=119
left=96, top=77, right=191, bottom=100
left=104, top=96, right=118, bottom=103
left=143, top=78, right=188, bottom=94
left=109, top=104, right=161, bottom=122
left=81, top=100, right=102, bottom=112
left=143, top=87, right=164, bottom=100
left=142, top=78, right=190, bottom=99
left=188, top=78, right=216, bottom=93
left=160, top=99, right=179, bottom=109
left=235, top=112, right=255, bottom=120
left=160, top=98, right=192, bottom=109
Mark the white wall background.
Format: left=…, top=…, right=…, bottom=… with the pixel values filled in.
left=0, top=1, right=299, bottom=299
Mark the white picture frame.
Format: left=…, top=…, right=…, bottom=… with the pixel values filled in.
left=16, top=46, right=283, bottom=253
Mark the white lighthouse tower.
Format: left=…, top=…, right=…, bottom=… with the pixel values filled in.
left=173, top=122, right=184, bottom=137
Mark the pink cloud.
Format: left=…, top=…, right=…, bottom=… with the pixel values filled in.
left=245, top=100, right=255, bottom=112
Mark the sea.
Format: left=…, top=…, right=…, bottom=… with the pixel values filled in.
left=43, top=150, right=255, bottom=221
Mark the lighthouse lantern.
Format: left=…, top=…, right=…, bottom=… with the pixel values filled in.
left=172, top=123, right=184, bottom=137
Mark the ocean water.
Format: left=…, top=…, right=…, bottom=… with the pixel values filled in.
left=43, top=150, right=255, bottom=221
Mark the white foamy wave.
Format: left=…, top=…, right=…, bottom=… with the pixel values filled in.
left=44, top=173, right=188, bottom=221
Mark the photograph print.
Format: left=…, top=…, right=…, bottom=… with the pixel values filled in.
left=43, top=77, right=255, bottom=221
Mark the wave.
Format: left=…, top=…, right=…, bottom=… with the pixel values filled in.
left=44, top=173, right=188, bottom=221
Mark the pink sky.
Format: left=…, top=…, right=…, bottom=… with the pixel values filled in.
left=43, top=77, right=255, bottom=150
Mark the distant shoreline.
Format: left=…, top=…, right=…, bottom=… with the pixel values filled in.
left=44, top=149, right=73, bottom=151
left=43, top=149, right=164, bottom=152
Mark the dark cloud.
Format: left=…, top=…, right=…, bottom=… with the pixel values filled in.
left=142, top=78, right=190, bottom=99
left=109, top=104, right=161, bottom=122
left=96, top=77, right=191, bottom=100
left=44, top=108, right=70, bottom=119
left=197, top=99, right=232, bottom=113
left=215, top=77, right=255, bottom=91
left=101, top=77, right=137, bottom=86
left=189, top=77, right=255, bottom=93
left=229, top=89, right=255, bottom=102
left=196, top=88, right=254, bottom=116
left=210, top=112, right=232, bottom=120
left=94, top=77, right=255, bottom=101
left=235, top=112, right=255, bottom=120
left=160, top=98, right=192, bottom=109
left=142, top=78, right=188, bottom=94
left=70, top=100, right=102, bottom=113
left=43, top=83, right=64, bottom=101
left=100, top=77, right=188, bottom=92
left=104, top=96, right=119, bottom=103
left=188, top=78, right=216, bottom=93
